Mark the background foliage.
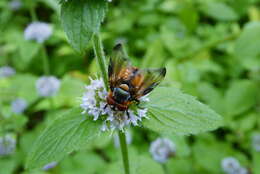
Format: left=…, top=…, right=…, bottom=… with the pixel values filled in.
left=0, top=0, right=260, bottom=173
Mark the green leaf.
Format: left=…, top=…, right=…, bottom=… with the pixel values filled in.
left=235, top=22, right=260, bottom=60
left=143, top=87, right=223, bottom=135
left=225, top=80, right=257, bottom=117
left=26, top=108, right=100, bottom=170
left=201, top=2, right=238, bottom=21
left=61, top=0, right=107, bottom=52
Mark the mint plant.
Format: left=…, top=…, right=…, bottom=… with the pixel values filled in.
left=25, top=0, right=223, bottom=173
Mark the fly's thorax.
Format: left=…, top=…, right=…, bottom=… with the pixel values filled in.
left=113, top=87, right=131, bottom=103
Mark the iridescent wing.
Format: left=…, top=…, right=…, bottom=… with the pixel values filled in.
left=130, top=68, right=166, bottom=99
left=108, top=44, right=134, bottom=90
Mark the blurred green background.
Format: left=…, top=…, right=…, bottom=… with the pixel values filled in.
left=0, top=0, right=260, bottom=173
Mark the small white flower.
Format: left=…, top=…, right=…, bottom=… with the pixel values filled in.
left=80, top=78, right=149, bottom=131
left=252, top=133, right=260, bottom=152
left=36, top=76, right=60, bottom=97
left=237, top=167, right=249, bottom=174
left=149, top=138, right=176, bottom=163
left=114, top=130, right=132, bottom=148
left=0, top=134, right=16, bottom=156
left=11, top=98, right=27, bottom=114
left=221, top=157, right=241, bottom=174
left=9, top=0, right=22, bottom=10
left=42, top=161, right=58, bottom=171
left=0, top=66, right=16, bottom=78
left=24, top=22, right=52, bottom=43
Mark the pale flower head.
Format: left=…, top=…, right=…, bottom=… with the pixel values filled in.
left=9, top=0, right=22, bottom=10
left=36, top=76, right=60, bottom=97
left=24, top=22, right=52, bottom=43
left=149, top=138, right=176, bottom=163
left=252, top=133, right=260, bottom=152
left=11, top=98, right=28, bottom=114
left=0, top=66, right=16, bottom=79
left=221, top=157, right=248, bottom=174
left=80, top=78, right=149, bottom=131
left=0, top=134, right=16, bottom=156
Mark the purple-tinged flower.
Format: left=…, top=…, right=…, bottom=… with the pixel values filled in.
left=36, top=76, right=60, bottom=97
left=0, top=66, right=15, bottom=79
left=0, top=134, right=16, bottom=156
left=149, top=138, right=176, bottom=163
left=24, top=22, right=52, bottom=43
left=80, top=78, right=149, bottom=131
left=11, top=98, right=28, bottom=114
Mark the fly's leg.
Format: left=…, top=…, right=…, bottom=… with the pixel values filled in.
left=126, top=110, right=130, bottom=119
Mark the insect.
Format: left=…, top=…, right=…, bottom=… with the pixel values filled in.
left=106, top=43, right=166, bottom=112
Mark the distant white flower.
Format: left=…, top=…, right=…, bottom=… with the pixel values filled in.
left=0, top=66, right=15, bottom=78
left=9, top=0, right=22, bottom=10
left=42, top=161, right=58, bottom=171
left=237, top=167, right=249, bottom=174
left=149, top=138, right=176, bottom=163
left=11, top=98, right=27, bottom=114
left=24, top=22, right=52, bottom=43
left=80, top=78, right=149, bottom=131
left=114, top=130, right=132, bottom=148
left=36, top=76, right=60, bottom=97
left=252, top=134, right=260, bottom=152
left=221, top=157, right=245, bottom=174
left=0, top=134, right=16, bottom=156
left=107, top=0, right=112, bottom=2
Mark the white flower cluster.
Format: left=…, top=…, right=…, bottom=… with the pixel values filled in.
left=221, top=157, right=249, bottom=174
left=0, top=134, right=16, bottom=156
left=36, top=76, right=60, bottom=97
left=80, top=78, right=148, bottom=131
left=0, top=66, right=16, bottom=79
left=149, top=138, right=176, bottom=163
left=114, top=130, right=132, bottom=148
left=252, top=133, right=260, bottom=152
left=9, top=0, right=22, bottom=11
left=24, top=22, right=52, bottom=43
left=42, top=161, right=58, bottom=171
left=11, top=98, right=28, bottom=114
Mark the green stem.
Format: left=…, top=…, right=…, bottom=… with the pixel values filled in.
left=41, top=45, right=50, bottom=75
left=118, top=131, right=130, bottom=174
left=29, top=5, right=37, bottom=21
left=92, top=33, right=109, bottom=91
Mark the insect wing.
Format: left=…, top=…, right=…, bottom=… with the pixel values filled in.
left=131, top=68, right=166, bottom=98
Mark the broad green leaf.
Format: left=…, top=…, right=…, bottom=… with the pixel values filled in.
left=225, top=80, right=257, bottom=117
left=235, top=22, right=260, bottom=64
left=61, top=0, right=107, bottom=52
left=132, top=155, right=164, bottom=174
left=26, top=108, right=100, bottom=170
left=201, top=2, right=238, bottom=21
left=143, top=87, right=223, bottom=135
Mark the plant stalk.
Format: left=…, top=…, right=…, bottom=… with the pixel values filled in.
left=118, top=131, right=130, bottom=174
left=92, top=33, right=109, bottom=91
left=41, top=45, right=50, bottom=75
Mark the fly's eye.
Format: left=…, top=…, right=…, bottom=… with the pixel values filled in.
left=119, top=84, right=129, bottom=91
left=113, top=87, right=130, bottom=103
